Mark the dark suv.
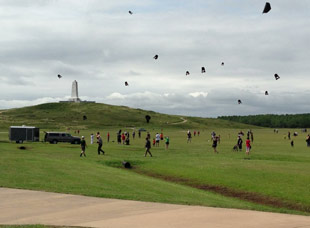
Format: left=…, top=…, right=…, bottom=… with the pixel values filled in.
left=44, top=132, right=81, bottom=144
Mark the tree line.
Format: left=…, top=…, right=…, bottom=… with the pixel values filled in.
left=218, top=114, right=310, bottom=128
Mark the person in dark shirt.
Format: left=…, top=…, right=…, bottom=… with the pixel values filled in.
left=145, top=137, right=152, bottom=157
left=212, top=136, right=218, bottom=153
left=306, top=134, right=310, bottom=147
left=97, top=135, right=104, bottom=155
left=237, top=136, right=243, bottom=151
left=80, top=136, right=86, bottom=157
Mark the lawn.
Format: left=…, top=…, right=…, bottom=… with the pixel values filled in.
left=1, top=125, right=309, bottom=215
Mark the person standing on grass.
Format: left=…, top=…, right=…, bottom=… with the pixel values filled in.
left=121, top=133, right=125, bottom=144
left=107, top=132, right=110, bottom=143
left=90, top=133, right=94, bottom=144
left=212, top=136, right=218, bottom=153
left=306, top=134, right=310, bottom=147
left=250, top=131, right=254, bottom=142
left=145, top=137, right=152, bottom=157
left=80, top=136, right=86, bottom=157
left=117, top=131, right=121, bottom=144
left=165, top=136, right=170, bottom=149
left=245, top=137, right=251, bottom=157
left=155, top=133, right=160, bottom=147
left=132, top=131, right=135, bottom=139
left=97, top=135, right=104, bottom=155
left=187, top=130, right=192, bottom=143
left=237, top=136, right=243, bottom=151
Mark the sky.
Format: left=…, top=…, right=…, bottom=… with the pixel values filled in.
left=0, top=0, right=310, bottom=117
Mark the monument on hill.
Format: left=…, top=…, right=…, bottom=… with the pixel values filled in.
left=59, top=80, right=95, bottom=103
left=69, top=80, right=81, bottom=102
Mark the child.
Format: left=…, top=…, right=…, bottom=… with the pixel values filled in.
left=80, top=136, right=86, bottom=157
left=145, top=137, right=153, bottom=157
left=165, top=136, right=170, bottom=149
left=245, top=137, right=251, bottom=157
left=90, top=133, right=94, bottom=144
left=212, top=136, right=218, bottom=153
left=152, top=138, right=156, bottom=146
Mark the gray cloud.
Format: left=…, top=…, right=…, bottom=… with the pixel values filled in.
left=0, top=0, right=309, bottom=117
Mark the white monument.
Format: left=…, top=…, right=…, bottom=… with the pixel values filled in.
left=69, top=80, right=81, bottom=102
left=59, top=80, right=95, bottom=103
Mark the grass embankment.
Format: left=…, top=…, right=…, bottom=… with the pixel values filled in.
left=0, top=103, right=309, bottom=215
left=0, top=102, right=254, bottom=130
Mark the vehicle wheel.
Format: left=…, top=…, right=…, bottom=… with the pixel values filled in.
left=52, top=140, right=58, bottom=144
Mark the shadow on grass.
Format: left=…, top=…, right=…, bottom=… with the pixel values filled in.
left=98, top=160, right=146, bottom=169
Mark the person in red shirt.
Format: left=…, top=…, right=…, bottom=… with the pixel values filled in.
left=121, top=133, right=125, bottom=144
left=246, top=137, right=251, bottom=157
left=107, top=132, right=110, bottom=143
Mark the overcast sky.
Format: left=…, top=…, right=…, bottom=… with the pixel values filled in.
left=0, top=0, right=309, bottom=117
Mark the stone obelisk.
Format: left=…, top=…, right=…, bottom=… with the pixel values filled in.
left=70, top=80, right=81, bottom=102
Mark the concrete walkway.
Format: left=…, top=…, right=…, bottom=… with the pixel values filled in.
left=0, top=188, right=309, bottom=228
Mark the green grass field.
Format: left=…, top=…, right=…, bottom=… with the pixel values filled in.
left=0, top=103, right=309, bottom=215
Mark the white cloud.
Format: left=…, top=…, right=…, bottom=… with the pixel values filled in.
left=0, top=97, right=65, bottom=110
left=189, top=92, right=208, bottom=98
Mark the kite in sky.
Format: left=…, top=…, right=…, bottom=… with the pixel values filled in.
left=201, top=67, right=206, bottom=73
left=153, top=54, right=158, bottom=60
left=265, top=91, right=269, bottom=95
left=238, top=99, right=242, bottom=104
left=129, top=11, right=133, bottom=15
left=57, top=74, right=62, bottom=79
left=274, top=74, right=280, bottom=80
left=186, top=71, right=190, bottom=76
left=262, top=2, right=271, bottom=14
left=221, top=62, right=224, bottom=66
left=125, top=81, right=129, bottom=86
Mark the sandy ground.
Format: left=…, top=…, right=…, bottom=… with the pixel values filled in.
left=0, top=188, right=309, bottom=228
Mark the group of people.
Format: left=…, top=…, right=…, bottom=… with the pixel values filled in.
left=186, top=130, right=200, bottom=143
left=80, top=128, right=310, bottom=159
left=117, top=130, right=131, bottom=145
left=235, top=131, right=251, bottom=157
left=80, top=130, right=170, bottom=157
left=80, top=132, right=105, bottom=157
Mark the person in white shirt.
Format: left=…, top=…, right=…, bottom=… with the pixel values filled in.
left=155, top=133, right=160, bottom=147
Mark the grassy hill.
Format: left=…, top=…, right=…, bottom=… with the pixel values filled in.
left=1, top=102, right=309, bottom=215
left=0, top=102, right=254, bottom=130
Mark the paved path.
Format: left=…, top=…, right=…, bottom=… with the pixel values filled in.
left=0, top=188, right=309, bottom=228
left=171, top=117, right=188, bottom=125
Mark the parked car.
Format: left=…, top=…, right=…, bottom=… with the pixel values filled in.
left=44, top=132, right=80, bottom=144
